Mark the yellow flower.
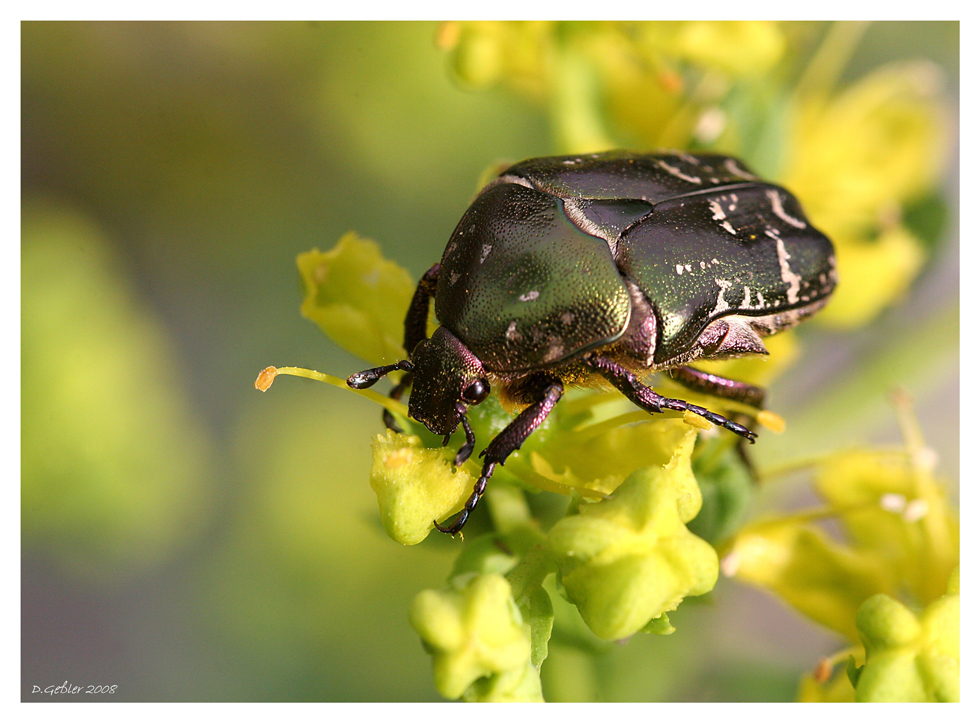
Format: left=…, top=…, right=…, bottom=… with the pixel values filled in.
left=410, top=573, right=539, bottom=701
left=369, top=430, right=474, bottom=545
left=547, top=434, right=718, bottom=641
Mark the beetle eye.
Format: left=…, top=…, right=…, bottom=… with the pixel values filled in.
left=461, top=379, right=489, bottom=405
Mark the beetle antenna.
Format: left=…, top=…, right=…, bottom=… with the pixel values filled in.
left=347, top=360, right=414, bottom=390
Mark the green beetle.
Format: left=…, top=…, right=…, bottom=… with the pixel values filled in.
left=349, top=151, right=837, bottom=535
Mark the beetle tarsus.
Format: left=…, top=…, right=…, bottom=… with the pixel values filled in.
left=434, top=461, right=495, bottom=536
left=347, top=360, right=413, bottom=389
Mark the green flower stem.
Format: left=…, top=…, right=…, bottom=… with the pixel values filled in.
left=794, top=21, right=870, bottom=103
left=756, top=447, right=907, bottom=484
left=506, top=544, right=556, bottom=607
left=891, top=388, right=958, bottom=581
left=484, top=484, right=535, bottom=534
left=550, top=32, right=617, bottom=153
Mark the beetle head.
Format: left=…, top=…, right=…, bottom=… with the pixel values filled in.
left=409, top=326, right=489, bottom=436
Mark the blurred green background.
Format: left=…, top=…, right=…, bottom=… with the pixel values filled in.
left=22, top=21, right=958, bottom=701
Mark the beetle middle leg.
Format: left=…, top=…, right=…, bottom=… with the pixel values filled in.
left=434, top=378, right=564, bottom=536
left=586, top=355, right=757, bottom=442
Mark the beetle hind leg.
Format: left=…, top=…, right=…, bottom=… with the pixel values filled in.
left=669, top=365, right=766, bottom=409
left=586, top=355, right=756, bottom=442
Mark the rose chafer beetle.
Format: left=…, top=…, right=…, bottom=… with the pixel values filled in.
left=349, top=151, right=837, bottom=536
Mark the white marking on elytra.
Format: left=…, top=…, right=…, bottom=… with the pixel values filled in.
left=712, top=278, right=732, bottom=315
left=766, top=189, right=806, bottom=229
left=519, top=290, right=540, bottom=302
left=657, top=159, right=702, bottom=184
left=676, top=264, right=685, bottom=275
left=543, top=340, right=565, bottom=363
left=767, top=228, right=801, bottom=304
left=480, top=244, right=493, bottom=263
left=709, top=196, right=738, bottom=236
left=724, top=158, right=756, bottom=180
left=450, top=271, right=461, bottom=285
left=505, top=321, right=520, bottom=340
left=685, top=264, right=692, bottom=273
left=699, top=261, right=707, bottom=270
left=560, top=311, right=575, bottom=325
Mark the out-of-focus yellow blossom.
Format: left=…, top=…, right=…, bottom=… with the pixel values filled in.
left=782, top=61, right=950, bottom=327
left=410, top=573, right=540, bottom=701
left=441, top=21, right=790, bottom=153
left=721, top=514, right=892, bottom=640
left=814, top=224, right=926, bottom=327
left=725, top=393, right=957, bottom=641
left=784, top=62, right=949, bottom=237
left=628, top=21, right=786, bottom=78
left=438, top=21, right=554, bottom=99
left=813, top=448, right=958, bottom=605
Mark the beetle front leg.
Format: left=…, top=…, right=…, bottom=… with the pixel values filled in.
left=434, top=379, right=564, bottom=536
left=586, top=355, right=756, bottom=442
left=404, top=263, right=440, bottom=356
left=377, top=264, right=440, bottom=432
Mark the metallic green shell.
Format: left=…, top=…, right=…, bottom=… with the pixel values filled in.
left=434, top=151, right=836, bottom=372
left=435, top=183, right=631, bottom=373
